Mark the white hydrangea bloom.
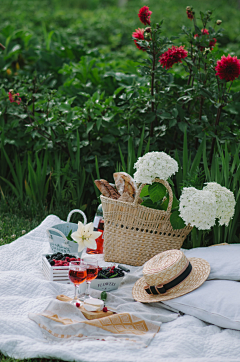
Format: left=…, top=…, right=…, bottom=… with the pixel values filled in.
left=203, top=182, right=236, bottom=226
left=133, top=151, right=178, bottom=184
left=179, top=187, right=217, bottom=230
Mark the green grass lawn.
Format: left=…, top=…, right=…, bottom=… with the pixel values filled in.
left=0, top=355, right=61, bottom=362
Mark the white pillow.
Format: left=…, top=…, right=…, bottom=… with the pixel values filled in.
left=184, top=244, right=240, bottom=281
left=162, top=280, right=240, bottom=330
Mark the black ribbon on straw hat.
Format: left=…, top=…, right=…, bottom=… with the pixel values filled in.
left=144, top=262, right=192, bottom=295
left=132, top=250, right=210, bottom=303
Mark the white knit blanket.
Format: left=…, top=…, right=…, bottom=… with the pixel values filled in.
left=0, top=215, right=240, bottom=362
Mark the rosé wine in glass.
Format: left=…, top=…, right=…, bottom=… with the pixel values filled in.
left=69, top=260, right=87, bottom=305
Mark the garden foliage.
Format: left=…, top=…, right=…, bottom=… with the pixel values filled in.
left=0, top=0, right=240, bottom=247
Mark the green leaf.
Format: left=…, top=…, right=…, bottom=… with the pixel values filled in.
left=141, top=199, right=160, bottom=209
left=140, top=185, right=149, bottom=197
left=169, top=119, right=177, bottom=128
left=66, top=229, right=73, bottom=241
left=149, top=183, right=166, bottom=203
left=101, top=291, right=107, bottom=301
left=178, top=122, right=187, bottom=133
left=86, top=122, right=94, bottom=134
left=232, top=91, right=240, bottom=102
left=101, top=135, right=115, bottom=143
left=170, top=211, right=186, bottom=230
left=96, top=119, right=102, bottom=131
left=102, top=115, right=114, bottom=122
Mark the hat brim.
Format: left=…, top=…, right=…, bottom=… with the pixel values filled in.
left=132, top=257, right=210, bottom=303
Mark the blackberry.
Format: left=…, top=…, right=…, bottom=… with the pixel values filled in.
left=50, top=260, right=55, bottom=266
left=96, top=267, right=125, bottom=279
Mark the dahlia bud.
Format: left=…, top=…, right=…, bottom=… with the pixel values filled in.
left=144, top=27, right=152, bottom=40
left=204, top=48, right=211, bottom=55
left=216, top=19, right=222, bottom=25
left=144, top=27, right=152, bottom=33
left=186, top=6, right=194, bottom=20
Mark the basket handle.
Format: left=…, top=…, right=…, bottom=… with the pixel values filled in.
left=133, top=178, right=173, bottom=213
left=46, top=227, right=69, bottom=245
left=66, top=209, right=87, bottom=225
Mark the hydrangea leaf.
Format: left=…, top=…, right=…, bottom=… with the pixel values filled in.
left=140, top=185, right=149, bottom=197
left=148, top=183, right=166, bottom=203
left=141, top=199, right=160, bottom=209
left=170, top=210, right=186, bottom=230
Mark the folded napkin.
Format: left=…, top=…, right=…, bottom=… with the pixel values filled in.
left=29, top=299, right=160, bottom=347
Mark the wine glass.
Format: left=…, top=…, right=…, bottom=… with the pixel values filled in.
left=68, top=260, right=87, bottom=305
left=78, top=257, right=98, bottom=300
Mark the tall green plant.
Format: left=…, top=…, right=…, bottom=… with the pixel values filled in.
left=117, top=125, right=150, bottom=176
left=203, top=141, right=240, bottom=244
left=0, top=146, right=27, bottom=203
left=25, top=152, right=51, bottom=208
left=51, top=131, right=87, bottom=211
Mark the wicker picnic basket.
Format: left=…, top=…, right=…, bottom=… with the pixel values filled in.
left=101, top=179, right=192, bottom=266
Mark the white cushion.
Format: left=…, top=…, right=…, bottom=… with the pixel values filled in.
left=162, top=280, right=240, bottom=330
left=184, top=244, right=240, bottom=281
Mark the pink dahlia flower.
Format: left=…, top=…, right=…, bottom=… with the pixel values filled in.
left=159, top=46, right=188, bottom=69
left=8, top=91, right=21, bottom=105
left=138, top=6, right=152, bottom=26
left=215, top=54, right=240, bottom=82
left=132, top=28, right=146, bottom=51
left=8, top=92, right=14, bottom=103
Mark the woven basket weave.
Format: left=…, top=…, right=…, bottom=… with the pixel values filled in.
left=101, top=179, right=192, bottom=266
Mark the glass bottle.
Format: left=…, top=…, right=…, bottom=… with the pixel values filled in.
left=86, top=205, right=104, bottom=254
left=93, top=204, right=103, bottom=231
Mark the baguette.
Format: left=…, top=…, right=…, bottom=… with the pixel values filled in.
left=94, top=179, right=120, bottom=199
left=113, top=172, right=137, bottom=198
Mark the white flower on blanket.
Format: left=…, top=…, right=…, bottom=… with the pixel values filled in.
left=133, top=151, right=178, bottom=184
left=71, top=222, right=101, bottom=252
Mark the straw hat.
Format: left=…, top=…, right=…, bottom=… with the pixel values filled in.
left=132, top=250, right=210, bottom=302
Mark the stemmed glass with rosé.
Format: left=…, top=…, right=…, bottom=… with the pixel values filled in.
left=78, top=257, right=98, bottom=300
left=68, top=260, right=87, bottom=305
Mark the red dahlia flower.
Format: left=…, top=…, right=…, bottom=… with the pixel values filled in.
left=132, top=28, right=146, bottom=51
left=194, top=29, right=217, bottom=51
left=215, top=54, right=240, bottom=82
left=8, top=91, right=21, bottom=105
left=138, top=6, right=152, bottom=26
left=159, top=46, right=188, bottom=69
left=186, top=9, right=194, bottom=19
left=8, top=92, right=14, bottom=103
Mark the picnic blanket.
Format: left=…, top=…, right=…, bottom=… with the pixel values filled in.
left=1, top=215, right=240, bottom=362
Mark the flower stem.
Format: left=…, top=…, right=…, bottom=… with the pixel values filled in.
left=209, top=105, right=223, bottom=164
left=150, top=48, right=156, bottom=137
